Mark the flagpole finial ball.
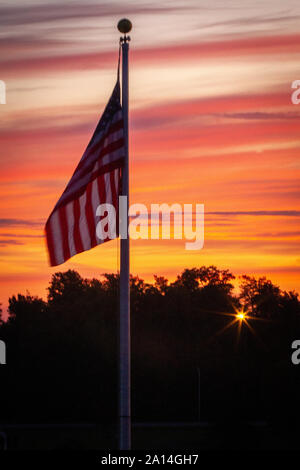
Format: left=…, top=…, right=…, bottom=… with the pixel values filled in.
left=118, top=18, right=132, bottom=34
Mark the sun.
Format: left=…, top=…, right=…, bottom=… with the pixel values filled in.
left=236, top=312, right=246, bottom=321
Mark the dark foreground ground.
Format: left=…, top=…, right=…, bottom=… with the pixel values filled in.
left=0, top=421, right=299, bottom=450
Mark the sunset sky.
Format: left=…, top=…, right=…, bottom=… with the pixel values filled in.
left=0, top=0, right=300, bottom=314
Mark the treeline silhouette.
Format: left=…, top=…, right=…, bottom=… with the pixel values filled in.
left=0, top=266, right=299, bottom=427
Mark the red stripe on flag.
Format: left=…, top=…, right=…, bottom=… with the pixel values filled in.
left=97, top=173, right=107, bottom=206
left=110, top=170, right=117, bottom=208
left=73, top=198, right=84, bottom=254
left=58, top=206, right=71, bottom=262
left=97, top=173, right=108, bottom=240
left=85, top=181, right=97, bottom=248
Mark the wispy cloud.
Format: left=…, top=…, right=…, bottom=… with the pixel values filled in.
left=0, top=232, right=43, bottom=238
left=206, top=211, right=300, bottom=217
left=0, top=2, right=188, bottom=27
left=0, top=239, right=24, bottom=246
left=217, top=112, right=300, bottom=121
left=0, top=219, right=41, bottom=228
left=2, top=33, right=300, bottom=77
left=204, top=13, right=300, bottom=29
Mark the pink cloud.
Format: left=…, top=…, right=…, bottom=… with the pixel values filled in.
left=2, top=33, right=300, bottom=78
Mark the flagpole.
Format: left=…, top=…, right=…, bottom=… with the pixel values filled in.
left=118, top=18, right=131, bottom=451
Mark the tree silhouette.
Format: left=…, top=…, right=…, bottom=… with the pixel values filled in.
left=239, top=275, right=282, bottom=318
left=0, top=266, right=299, bottom=428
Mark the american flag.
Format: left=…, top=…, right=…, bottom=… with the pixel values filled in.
left=45, top=81, right=124, bottom=266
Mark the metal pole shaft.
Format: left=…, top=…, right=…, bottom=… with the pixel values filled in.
left=119, top=39, right=131, bottom=450
left=197, top=367, right=200, bottom=421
